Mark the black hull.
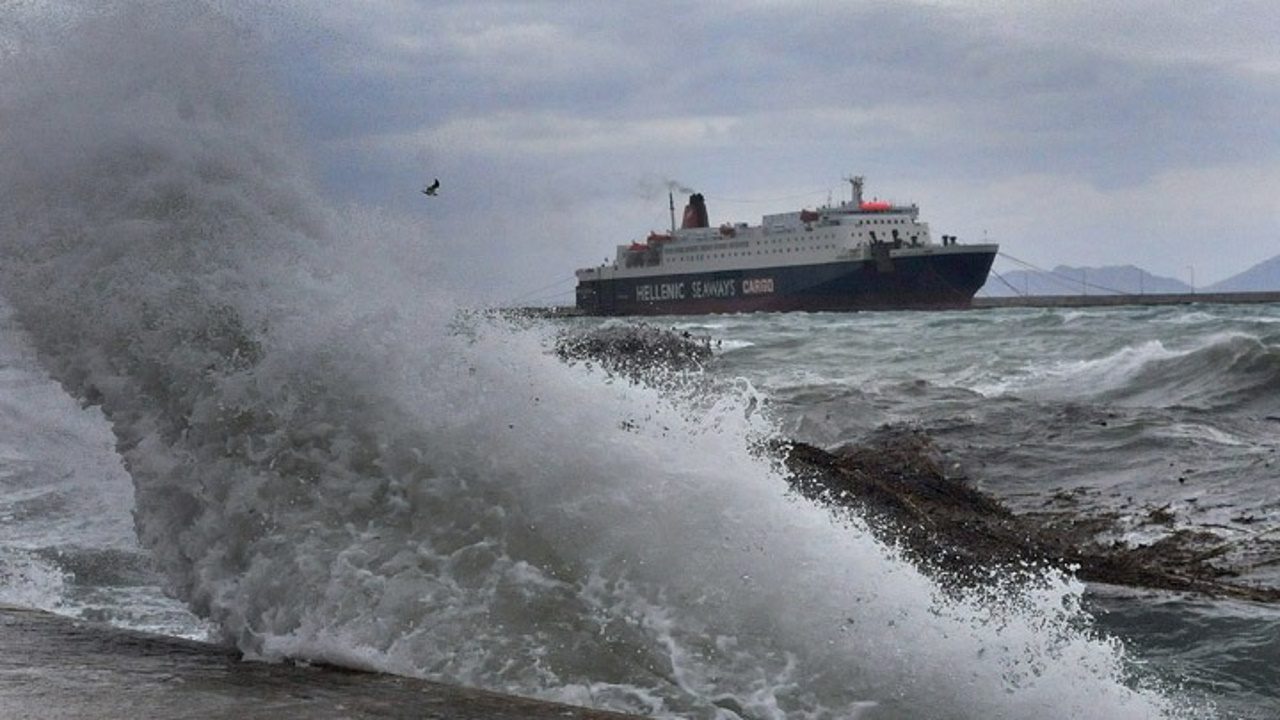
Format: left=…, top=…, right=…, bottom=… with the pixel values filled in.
left=575, top=250, right=997, bottom=316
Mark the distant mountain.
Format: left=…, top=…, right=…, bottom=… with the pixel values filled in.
left=1205, top=254, right=1280, bottom=292
left=980, top=264, right=1191, bottom=297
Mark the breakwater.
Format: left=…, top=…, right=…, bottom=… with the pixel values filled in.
left=973, top=291, right=1280, bottom=309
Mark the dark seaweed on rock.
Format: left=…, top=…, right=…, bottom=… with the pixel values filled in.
left=554, top=323, right=712, bottom=378
left=781, top=429, right=1035, bottom=576
left=781, top=428, right=1280, bottom=603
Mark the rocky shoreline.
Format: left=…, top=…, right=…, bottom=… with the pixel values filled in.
left=784, top=430, right=1280, bottom=603
left=561, top=322, right=1280, bottom=604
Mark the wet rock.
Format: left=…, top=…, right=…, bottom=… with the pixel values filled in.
left=780, top=428, right=1280, bottom=603
left=1143, top=505, right=1177, bottom=526
left=554, top=323, right=712, bottom=378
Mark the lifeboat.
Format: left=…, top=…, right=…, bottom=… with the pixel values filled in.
left=646, top=232, right=673, bottom=245
left=719, top=223, right=736, bottom=237
left=628, top=242, right=648, bottom=252
left=799, top=209, right=821, bottom=223
left=859, top=200, right=892, bottom=211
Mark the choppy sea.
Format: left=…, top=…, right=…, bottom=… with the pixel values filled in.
left=5, top=296, right=1280, bottom=719
left=2, top=4, right=1279, bottom=719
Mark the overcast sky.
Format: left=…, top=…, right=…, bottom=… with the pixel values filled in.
left=24, top=1, right=1280, bottom=303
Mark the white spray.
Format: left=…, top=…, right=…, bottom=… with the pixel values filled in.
left=0, top=4, right=1198, bottom=718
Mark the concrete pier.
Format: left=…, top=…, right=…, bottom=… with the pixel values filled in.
left=0, top=606, right=645, bottom=720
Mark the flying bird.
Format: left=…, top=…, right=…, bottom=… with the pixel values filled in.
left=422, top=179, right=440, bottom=196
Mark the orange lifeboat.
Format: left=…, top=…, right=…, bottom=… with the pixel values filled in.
left=859, top=200, right=892, bottom=211
left=646, top=232, right=673, bottom=245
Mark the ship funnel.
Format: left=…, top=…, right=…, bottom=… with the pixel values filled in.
left=681, top=193, right=709, bottom=229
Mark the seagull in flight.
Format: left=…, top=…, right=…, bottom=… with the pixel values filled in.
left=422, top=178, right=440, bottom=196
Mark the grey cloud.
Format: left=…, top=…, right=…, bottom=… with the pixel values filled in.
left=261, top=0, right=1279, bottom=294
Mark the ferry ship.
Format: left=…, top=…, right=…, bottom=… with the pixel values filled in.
left=574, top=176, right=997, bottom=315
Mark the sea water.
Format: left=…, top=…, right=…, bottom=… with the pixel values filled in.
left=2, top=4, right=1277, bottom=719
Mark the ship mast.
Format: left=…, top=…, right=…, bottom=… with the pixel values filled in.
left=669, top=191, right=676, bottom=234
left=844, top=175, right=865, bottom=206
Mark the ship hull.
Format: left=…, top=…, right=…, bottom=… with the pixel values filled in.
left=575, top=248, right=996, bottom=316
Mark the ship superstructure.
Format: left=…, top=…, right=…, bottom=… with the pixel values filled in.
left=575, top=176, right=997, bottom=315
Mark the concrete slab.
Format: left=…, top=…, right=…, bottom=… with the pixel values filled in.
left=0, top=605, right=646, bottom=720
